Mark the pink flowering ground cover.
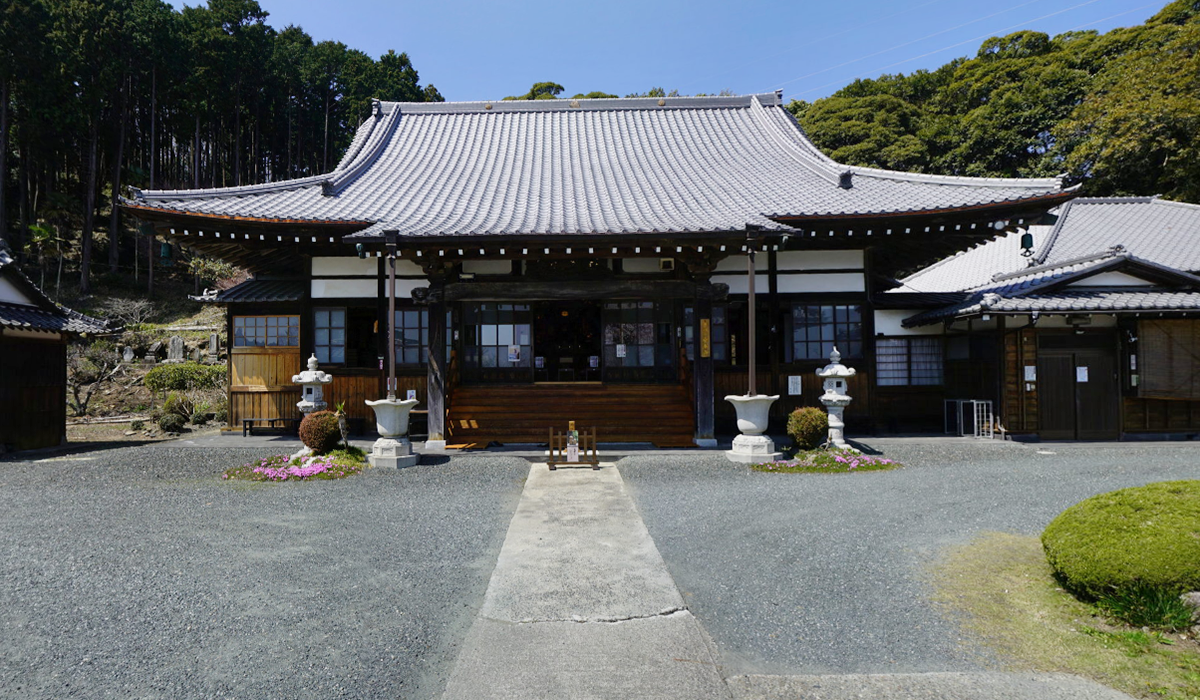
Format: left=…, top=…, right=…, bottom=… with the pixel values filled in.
left=752, top=449, right=901, bottom=473
left=222, top=448, right=366, bottom=482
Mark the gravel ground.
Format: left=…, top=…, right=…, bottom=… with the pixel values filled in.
left=0, top=444, right=529, bottom=700
left=618, top=440, right=1200, bottom=677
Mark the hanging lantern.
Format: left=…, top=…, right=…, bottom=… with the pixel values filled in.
left=1020, top=230, right=1035, bottom=258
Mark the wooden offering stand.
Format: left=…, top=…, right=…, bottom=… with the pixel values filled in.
left=547, top=421, right=599, bottom=469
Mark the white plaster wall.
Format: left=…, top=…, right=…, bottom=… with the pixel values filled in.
left=1068, top=271, right=1151, bottom=287
left=776, top=250, right=863, bottom=270
left=622, top=258, right=668, bottom=273
left=714, top=255, right=749, bottom=273
left=713, top=273, right=769, bottom=295
left=311, top=278, right=429, bottom=298
left=311, top=256, right=378, bottom=277
left=776, top=273, right=865, bottom=293
left=0, top=277, right=34, bottom=305
left=874, top=310, right=943, bottom=336
left=463, top=260, right=514, bottom=275
left=1029, top=314, right=1118, bottom=328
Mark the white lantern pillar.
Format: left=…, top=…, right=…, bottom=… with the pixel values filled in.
left=816, top=347, right=858, bottom=452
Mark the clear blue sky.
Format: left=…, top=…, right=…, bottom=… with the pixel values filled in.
left=174, top=0, right=1164, bottom=102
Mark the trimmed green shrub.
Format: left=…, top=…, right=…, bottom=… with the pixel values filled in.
left=130, top=420, right=145, bottom=431
left=213, top=406, right=228, bottom=424
left=145, top=362, right=224, bottom=393
left=158, top=413, right=186, bottom=433
left=787, top=407, right=828, bottom=450
left=1042, top=480, right=1200, bottom=601
left=163, top=392, right=194, bottom=419
left=191, top=411, right=209, bottom=426
left=299, top=411, right=341, bottom=454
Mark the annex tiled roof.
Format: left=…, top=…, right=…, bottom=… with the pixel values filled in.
left=0, top=248, right=111, bottom=334
left=207, top=279, right=306, bottom=304
left=893, top=197, right=1200, bottom=294
left=902, top=247, right=1200, bottom=326
left=125, top=94, right=1069, bottom=239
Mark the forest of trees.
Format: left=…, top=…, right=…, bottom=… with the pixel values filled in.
left=0, top=0, right=441, bottom=293
left=788, top=0, right=1200, bottom=204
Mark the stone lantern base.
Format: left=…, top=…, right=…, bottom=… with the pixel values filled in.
left=726, top=434, right=782, bottom=463
left=369, top=437, right=419, bottom=469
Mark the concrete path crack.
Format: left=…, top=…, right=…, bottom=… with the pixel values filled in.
left=500, top=606, right=689, bottom=625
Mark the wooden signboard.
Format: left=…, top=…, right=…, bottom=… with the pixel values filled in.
left=547, top=423, right=600, bottom=470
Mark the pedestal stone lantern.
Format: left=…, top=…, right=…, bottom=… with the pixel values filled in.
left=816, top=347, right=858, bottom=452
left=292, top=354, right=334, bottom=415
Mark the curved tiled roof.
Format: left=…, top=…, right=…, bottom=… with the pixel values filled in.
left=126, top=93, right=1068, bottom=238
left=0, top=248, right=111, bottom=334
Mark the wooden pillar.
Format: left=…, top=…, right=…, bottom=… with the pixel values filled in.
left=688, top=260, right=718, bottom=447
left=426, top=274, right=447, bottom=447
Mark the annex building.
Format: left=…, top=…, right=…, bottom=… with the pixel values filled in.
left=123, top=92, right=1082, bottom=446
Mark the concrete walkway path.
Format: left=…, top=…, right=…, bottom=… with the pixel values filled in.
left=441, top=462, right=728, bottom=699
left=441, top=461, right=1135, bottom=700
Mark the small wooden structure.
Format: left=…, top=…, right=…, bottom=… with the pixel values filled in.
left=547, top=424, right=599, bottom=469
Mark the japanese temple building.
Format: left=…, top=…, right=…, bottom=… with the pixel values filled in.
left=123, top=92, right=1079, bottom=447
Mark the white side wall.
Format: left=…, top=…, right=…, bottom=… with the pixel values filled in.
left=776, top=250, right=863, bottom=270
left=874, top=310, right=943, bottom=336
left=622, top=258, right=668, bottom=273
left=311, top=256, right=378, bottom=276
left=714, top=252, right=865, bottom=294
left=1068, top=271, right=1152, bottom=287
left=311, top=278, right=429, bottom=299
left=0, top=277, right=34, bottom=306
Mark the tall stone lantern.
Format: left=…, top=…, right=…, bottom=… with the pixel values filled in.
left=816, top=347, right=858, bottom=451
left=292, top=354, right=333, bottom=415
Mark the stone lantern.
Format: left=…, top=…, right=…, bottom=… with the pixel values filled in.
left=292, top=354, right=333, bottom=415
left=816, top=347, right=857, bottom=451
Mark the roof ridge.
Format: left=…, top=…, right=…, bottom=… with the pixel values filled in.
left=851, top=165, right=1065, bottom=190
left=323, top=102, right=404, bottom=196
left=746, top=97, right=844, bottom=187
left=991, top=245, right=1125, bottom=284
left=381, top=93, right=784, bottom=114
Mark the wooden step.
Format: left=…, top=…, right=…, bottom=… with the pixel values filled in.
left=447, top=382, right=695, bottom=447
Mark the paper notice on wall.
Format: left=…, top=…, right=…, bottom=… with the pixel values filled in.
left=1076, top=366, right=1089, bottom=383
left=616, top=344, right=627, bottom=358
left=567, top=445, right=579, bottom=462
left=535, top=356, right=545, bottom=368
left=508, top=345, right=521, bottom=362
left=589, top=355, right=599, bottom=368
left=788, top=375, right=802, bottom=395
left=1024, top=365, right=1037, bottom=382
left=406, top=389, right=417, bottom=401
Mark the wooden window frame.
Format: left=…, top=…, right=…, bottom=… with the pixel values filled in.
left=232, top=315, right=300, bottom=348
left=875, top=336, right=943, bottom=387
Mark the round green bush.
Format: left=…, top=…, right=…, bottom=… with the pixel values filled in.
left=787, top=407, right=828, bottom=450
left=1042, top=480, right=1200, bottom=600
left=158, top=413, right=186, bottom=433
left=145, top=362, right=224, bottom=393
left=299, top=411, right=341, bottom=454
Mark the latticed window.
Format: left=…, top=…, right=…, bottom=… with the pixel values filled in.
left=393, top=308, right=427, bottom=366
left=876, top=337, right=943, bottom=386
left=314, top=308, right=346, bottom=363
left=786, top=304, right=862, bottom=361
left=463, top=303, right=532, bottom=368
left=233, top=315, right=299, bottom=347
left=603, top=302, right=673, bottom=368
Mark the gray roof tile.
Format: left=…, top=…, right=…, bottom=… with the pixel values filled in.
left=0, top=249, right=111, bottom=334
left=126, top=94, right=1067, bottom=238
left=212, top=279, right=306, bottom=304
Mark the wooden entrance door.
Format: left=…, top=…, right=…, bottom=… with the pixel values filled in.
left=1037, top=348, right=1119, bottom=440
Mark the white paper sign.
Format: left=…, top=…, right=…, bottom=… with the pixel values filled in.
left=1076, top=366, right=1089, bottom=383
left=535, top=356, right=545, bottom=368
left=787, top=375, right=802, bottom=395
left=589, top=355, right=599, bottom=368
left=1024, top=365, right=1037, bottom=382
left=508, top=345, right=521, bottom=362
left=567, top=445, right=579, bottom=462
left=616, top=344, right=627, bottom=358
left=406, top=389, right=417, bottom=401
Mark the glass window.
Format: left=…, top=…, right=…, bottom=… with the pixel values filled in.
left=394, top=307, right=428, bottom=366
left=603, top=301, right=673, bottom=368
left=787, top=304, right=862, bottom=361
left=463, top=303, right=531, bottom=369
left=876, top=337, right=943, bottom=386
left=313, top=307, right=346, bottom=364
left=232, top=315, right=299, bottom=348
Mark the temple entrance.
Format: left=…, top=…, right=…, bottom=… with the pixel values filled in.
left=533, top=301, right=602, bottom=382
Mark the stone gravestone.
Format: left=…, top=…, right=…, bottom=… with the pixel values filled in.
left=192, top=348, right=203, bottom=362
left=144, top=340, right=163, bottom=366
left=122, top=346, right=134, bottom=363
left=207, top=332, right=220, bottom=363
left=166, top=336, right=185, bottom=364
